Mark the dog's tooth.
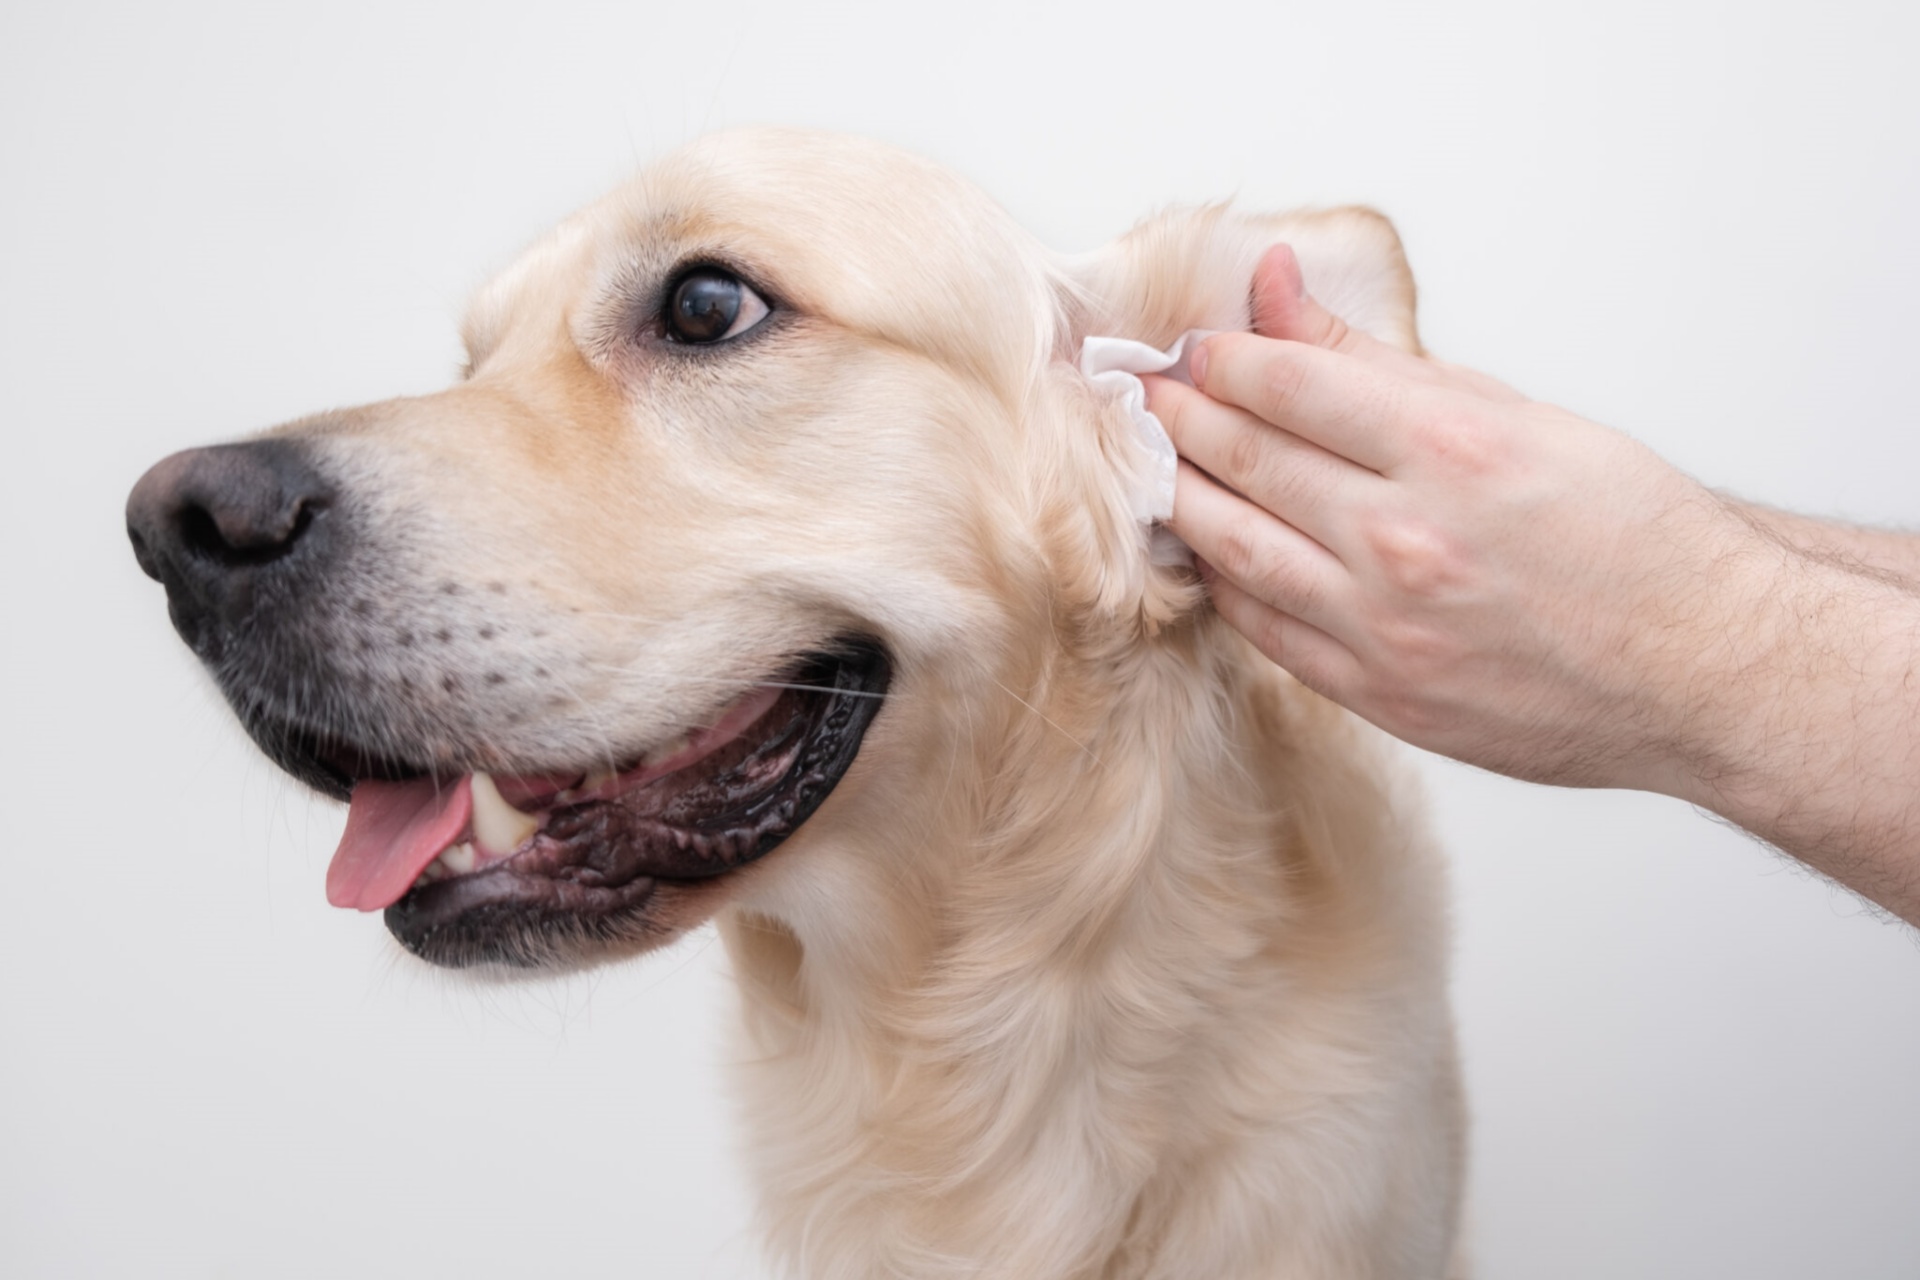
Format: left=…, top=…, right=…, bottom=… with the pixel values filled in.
left=441, top=842, right=476, bottom=875
left=581, top=767, right=617, bottom=794
left=470, top=772, right=539, bottom=855
left=650, top=733, right=692, bottom=765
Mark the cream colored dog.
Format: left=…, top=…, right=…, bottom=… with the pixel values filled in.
left=126, top=130, right=1463, bottom=1278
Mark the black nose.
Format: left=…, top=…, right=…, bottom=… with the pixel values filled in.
left=126, top=440, right=335, bottom=649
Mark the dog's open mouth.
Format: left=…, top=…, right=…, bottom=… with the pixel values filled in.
left=312, top=640, right=889, bottom=966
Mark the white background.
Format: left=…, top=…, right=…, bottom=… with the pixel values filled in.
left=4, top=1, right=1918, bottom=1276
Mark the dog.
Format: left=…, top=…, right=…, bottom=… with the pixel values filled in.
left=127, top=129, right=1464, bottom=1278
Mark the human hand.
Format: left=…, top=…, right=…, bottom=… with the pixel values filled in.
left=1144, top=246, right=1775, bottom=796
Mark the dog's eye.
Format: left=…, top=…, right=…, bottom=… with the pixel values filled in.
left=664, top=269, right=770, bottom=344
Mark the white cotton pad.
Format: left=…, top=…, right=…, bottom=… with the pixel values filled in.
left=1076, top=329, right=1215, bottom=525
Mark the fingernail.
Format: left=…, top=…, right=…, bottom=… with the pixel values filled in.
left=1189, top=341, right=1210, bottom=389
left=1283, top=245, right=1305, bottom=298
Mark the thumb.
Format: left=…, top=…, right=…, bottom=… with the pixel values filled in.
left=1250, top=243, right=1389, bottom=362
left=1249, top=243, right=1526, bottom=403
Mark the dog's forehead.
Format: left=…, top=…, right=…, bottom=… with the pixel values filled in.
left=464, top=130, right=1067, bottom=390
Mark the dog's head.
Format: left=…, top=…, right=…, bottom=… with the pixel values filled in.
left=126, top=130, right=1416, bottom=971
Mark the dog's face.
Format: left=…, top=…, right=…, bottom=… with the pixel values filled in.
left=126, top=131, right=1128, bottom=969
left=127, top=129, right=1414, bottom=973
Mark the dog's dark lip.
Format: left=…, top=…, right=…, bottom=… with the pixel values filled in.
left=218, top=716, right=422, bottom=803
left=379, top=639, right=890, bottom=969
left=306, top=735, right=426, bottom=798
left=241, top=638, right=876, bottom=802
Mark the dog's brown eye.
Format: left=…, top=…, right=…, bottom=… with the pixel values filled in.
left=664, top=269, right=769, bottom=344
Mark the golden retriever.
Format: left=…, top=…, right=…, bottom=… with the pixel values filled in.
left=126, top=129, right=1464, bottom=1278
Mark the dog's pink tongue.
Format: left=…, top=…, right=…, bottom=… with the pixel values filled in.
left=326, top=776, right=473, bottom=912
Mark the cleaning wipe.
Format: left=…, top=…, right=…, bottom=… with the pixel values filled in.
left=1077, top=329, right=1215, bottom=525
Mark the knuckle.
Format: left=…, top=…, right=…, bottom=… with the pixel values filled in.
left=1376, top=617, right=1457, bottom=677
left=1371, top=687, right=1443, bottom=738
left=1363, top=515, right=1466, bottom=598
left=1410, top=403, right=1508, bottom=479
left=1254, top=350, right=1313, bottom=417
left=1247, top=609, right=1329, bottom=697
left=1243, top=438, right=1322, bottom=520
left=1253, top=609, right=1295, bottom=666
left=1319, top=311, right=1356, bottom=353
left=1224, top=420, right=1267, bottom=487
left=1209, top=513, right=1323, bottom=618
left=1153, top=384, right=1191, bottom=442
left=1256, top=555, right=1323, bottom=619
left=1213, top=517, right=1261, bottom=583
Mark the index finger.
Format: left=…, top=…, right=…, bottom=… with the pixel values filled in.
left=1192, top=333, right=1417, bottom=474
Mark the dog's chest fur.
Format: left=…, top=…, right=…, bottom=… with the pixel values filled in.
left=722, top=626, right=1463, bottom=1279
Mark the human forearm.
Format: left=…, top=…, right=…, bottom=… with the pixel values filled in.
left=1667, top=548, right=1920, bottom=924
left=1726, top=499, right=1920, bottom=584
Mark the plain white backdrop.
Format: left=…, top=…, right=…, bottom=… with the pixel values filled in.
left=4, top=1, right=1918, bottom=1275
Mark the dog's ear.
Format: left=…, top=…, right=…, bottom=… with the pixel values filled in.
left=1031, top=205, right=1419, bottom=640
left=1067, top=203, right=1420, bottom=354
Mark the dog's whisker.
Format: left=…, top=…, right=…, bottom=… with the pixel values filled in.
left=990, top=678, right=1103, bottom=770
left=580, top=669, right=894, bottom=702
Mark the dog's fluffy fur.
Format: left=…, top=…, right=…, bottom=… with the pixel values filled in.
left=252, top=130, right=1465, bottom=1276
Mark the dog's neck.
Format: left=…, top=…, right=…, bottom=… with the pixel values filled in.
left=719, top=617, right=1454, bottom=1278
